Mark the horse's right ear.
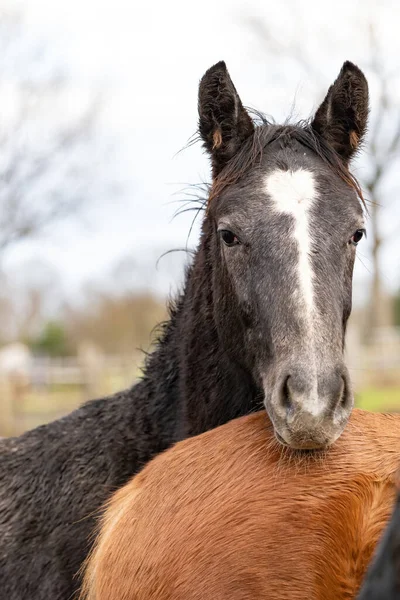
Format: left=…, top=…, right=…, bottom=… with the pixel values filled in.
left=198, top=61, right=254, bottom=177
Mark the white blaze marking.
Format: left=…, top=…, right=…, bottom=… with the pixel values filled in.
left=265, top=169, right=320, bottom=414
left=265, top=169, right=316, bottom=316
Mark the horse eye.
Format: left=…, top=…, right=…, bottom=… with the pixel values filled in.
left=220, top=230, right=240, bottom=247
left=350, top=229, right=365, bottom=246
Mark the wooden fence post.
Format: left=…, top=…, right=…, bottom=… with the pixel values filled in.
left=78, top=342, right=104, bottom=400
left=0, top=375, right=15, bottom=437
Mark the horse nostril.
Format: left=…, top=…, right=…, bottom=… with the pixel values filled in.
left=339, top=375, right=351, bottom=410
left=281, top=376, right=293, bottom=413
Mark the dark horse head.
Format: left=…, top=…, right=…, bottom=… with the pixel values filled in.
left=198, top=60, right=369, bottom=450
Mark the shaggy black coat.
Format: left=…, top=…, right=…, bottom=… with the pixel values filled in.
left=0, top=249, right=258, bottom=600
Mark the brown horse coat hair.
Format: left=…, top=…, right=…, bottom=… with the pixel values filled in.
left=81, top=409, right=400, bottom=600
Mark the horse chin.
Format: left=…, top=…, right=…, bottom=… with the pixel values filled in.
left=273, top=429, right=330, bottom=452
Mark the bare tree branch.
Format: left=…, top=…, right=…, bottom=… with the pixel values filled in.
left=244, top=15, right=326, bottom=86
left=0, top=9, right=111, bottom=256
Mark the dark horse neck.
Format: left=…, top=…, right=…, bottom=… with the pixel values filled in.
left=141, top=223, right=258, bottom=444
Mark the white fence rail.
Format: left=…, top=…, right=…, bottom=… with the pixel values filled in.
left=0, top=351, right=141, bottom=436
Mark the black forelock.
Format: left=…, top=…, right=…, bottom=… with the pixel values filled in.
left=208, top=118, right=365, bottom=209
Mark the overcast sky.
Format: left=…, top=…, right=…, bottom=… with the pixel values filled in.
left=3, top=0, right=400, bottom=302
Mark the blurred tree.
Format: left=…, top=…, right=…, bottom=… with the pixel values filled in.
left=0, top=260, right=62, bottom=343
left=30, top=320, right=70, bottom=357
left=246, top=5, right=400, bottom=338
left=0, top=288, right=12, bottom=346
left=0, top=256, right=167, bottom=355
left=63, top=256, right=168, bottom=354
left=394, top=292, right=400, bottom=328
left=0, top=9, right=115, bottom=255
left=65, top=290, right=167, bottom=355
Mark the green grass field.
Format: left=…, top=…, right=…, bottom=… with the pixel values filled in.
left=355, top=387, right=400, bottom=412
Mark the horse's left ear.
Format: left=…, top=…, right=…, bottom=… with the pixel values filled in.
left=311, top=61, right=369, bottom=164
left=198, top=61, right=255, bottom=177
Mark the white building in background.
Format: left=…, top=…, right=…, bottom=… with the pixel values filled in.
left=0, top=342, right=32, bottom=385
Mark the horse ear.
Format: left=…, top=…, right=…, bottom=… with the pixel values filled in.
left=198, top=61, right=255, bottom=177
left=311, top=61, right=369, bottom=164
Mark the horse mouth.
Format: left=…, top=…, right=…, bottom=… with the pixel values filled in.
left=273, top=429, right=329, bottom=452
